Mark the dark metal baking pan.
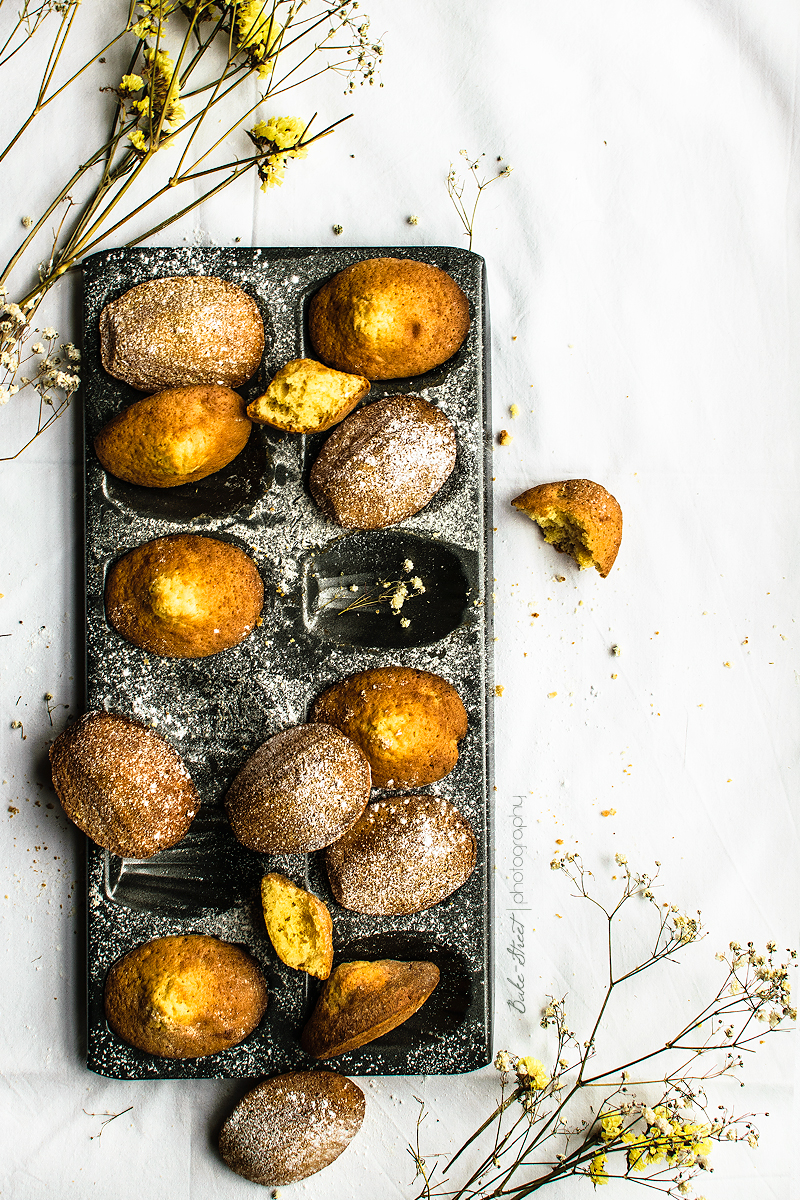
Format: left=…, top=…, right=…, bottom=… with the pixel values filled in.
left=82, top=244, right=494, bottom=1078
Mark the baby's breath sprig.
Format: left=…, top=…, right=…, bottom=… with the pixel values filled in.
left=0, top=0, right=384, bottom=459
left=319, top=559, right=427, bottom=621
left=410, top=855, right=795, bottom=1199
left=0, top=0, right=75, bottom=72
left=447, top=150, right=512, bottom=252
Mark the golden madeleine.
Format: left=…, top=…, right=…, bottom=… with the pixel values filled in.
left=309, top=257, right=470, bottom=379
left=300, top=959, right=440, bottom=1060
left=100, top=275, right=264, bottom=391
left=94, top=384, right=251, bottom=488
left=261, top=873, right=333, bottom=979
left=310, top=666, right=468, bottom=788
left=105, top=534, right=263, bottom=658
left=105, top=934, right=268, bottom=1058
left=511, top=479, right=623, bottom=577
left=247, top=358, right=369, bottom=433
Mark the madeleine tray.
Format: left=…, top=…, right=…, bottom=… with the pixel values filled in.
left=82, top=244, right=494, bottom=1079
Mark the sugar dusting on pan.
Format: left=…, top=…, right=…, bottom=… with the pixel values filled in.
left=83, top=245, right=493, bottom=1080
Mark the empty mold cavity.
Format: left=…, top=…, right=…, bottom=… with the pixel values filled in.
left=302, top=530, right=478, bottom=648
left=104, top=807, right=260, bottom=916
left=101, top=426, right=274, bottom=522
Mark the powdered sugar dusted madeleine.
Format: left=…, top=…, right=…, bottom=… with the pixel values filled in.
left=309, top=395, right=456, bottom=530
left=311, top=666, right=467, bottom=788
left=104, top=934, right=268, bottom=1058
left=325, top=793, right=477, bottom=916
left=94, top=384, right=251, bottom=488
left=512, top=478, right=622, bottom=577
left=309, top=256, right=470, bottom=379
left=100, top=275, right=264, bottom=391
left=247, top=358, right=369, bottom=433
left=225, top=724, right=371, bottom=854
left=300, top=959, right=440, bottom=1059
left=219, top=1071, right=365, bottom=1186
left=105, top=534, right=263, bottom=659
left=49, top=710, right=199, bottom=858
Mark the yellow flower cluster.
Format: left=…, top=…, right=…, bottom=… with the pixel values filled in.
left=516, top=1056, right=549, bottom=1090
left=130, top=0, right=174, bottom=40
left=236, top=1, right=282, bottom=77
left=250, top=116, right=307, bottom=190
left=624, top=1107, right=712, bottom=1172
left=126, top=50, right=184, bottom=152
left=600, top=1113, right=624, bottom=1142
left=589, top=1151, right=609, bottom=1186
left=142, top=48, right=185, bottom=127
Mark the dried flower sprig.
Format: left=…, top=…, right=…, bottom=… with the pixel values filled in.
left=410, top=853, right=795, bottom=1199
left=0, top=0, right=75, bottom=72
left=447, top=150, right=512, bottom=251
left=0, top=0, right=384, bottom=459
left=318, top=559, right=426, bottom=620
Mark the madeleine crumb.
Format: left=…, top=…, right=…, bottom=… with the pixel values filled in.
left=498, top=430, right=512, bottom=446
left=509, top=404, right=519, bottom=418
left=547, top=691, right=557, bottom=698
left=723, top=661, right=732, bottom=668
left=600, top=808, right=616, bottom=818
left=495, top=685, right=504, bottom=696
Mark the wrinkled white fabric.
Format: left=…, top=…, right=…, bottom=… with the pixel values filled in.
left=1, top=1, right=798, bottom=1196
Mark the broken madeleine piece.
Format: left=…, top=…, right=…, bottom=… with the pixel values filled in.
left=511, top=479, right=622, bottom=577
left=246, top=358, right=370, bottom=433
left=300, top=959, right=440, bottom=1060
left=261, top=873, right=333, bottom=980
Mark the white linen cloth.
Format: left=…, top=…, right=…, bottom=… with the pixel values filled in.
left=1, top=1, right=798, bottom=1195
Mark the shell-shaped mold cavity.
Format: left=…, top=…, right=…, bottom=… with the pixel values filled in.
left=101, top=427, right=274, bottom=523
left=302, top=530, right=478, bottom=648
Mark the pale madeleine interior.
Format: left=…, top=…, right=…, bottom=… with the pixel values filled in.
left=526, top=507, right=596, bottom=570
left=148, top=572, right=206, bottom=620
left=249, top=359, right=366, bottom=430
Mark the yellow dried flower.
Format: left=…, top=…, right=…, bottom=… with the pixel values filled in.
left=249, top=116, right=308, bottom=190
left=119, top=74, right=144, bottom=93
left=142, top=48, right=185, bottom=129
left=588, top=1152, right=609, bottom=1185
left=516, top=1056, right=549, bottom=1089
left=129, top=129, right=147, bottom=152
left=236, top=1, right=282, bottom=76
left=600, top=1112, right=624, bottom=1142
